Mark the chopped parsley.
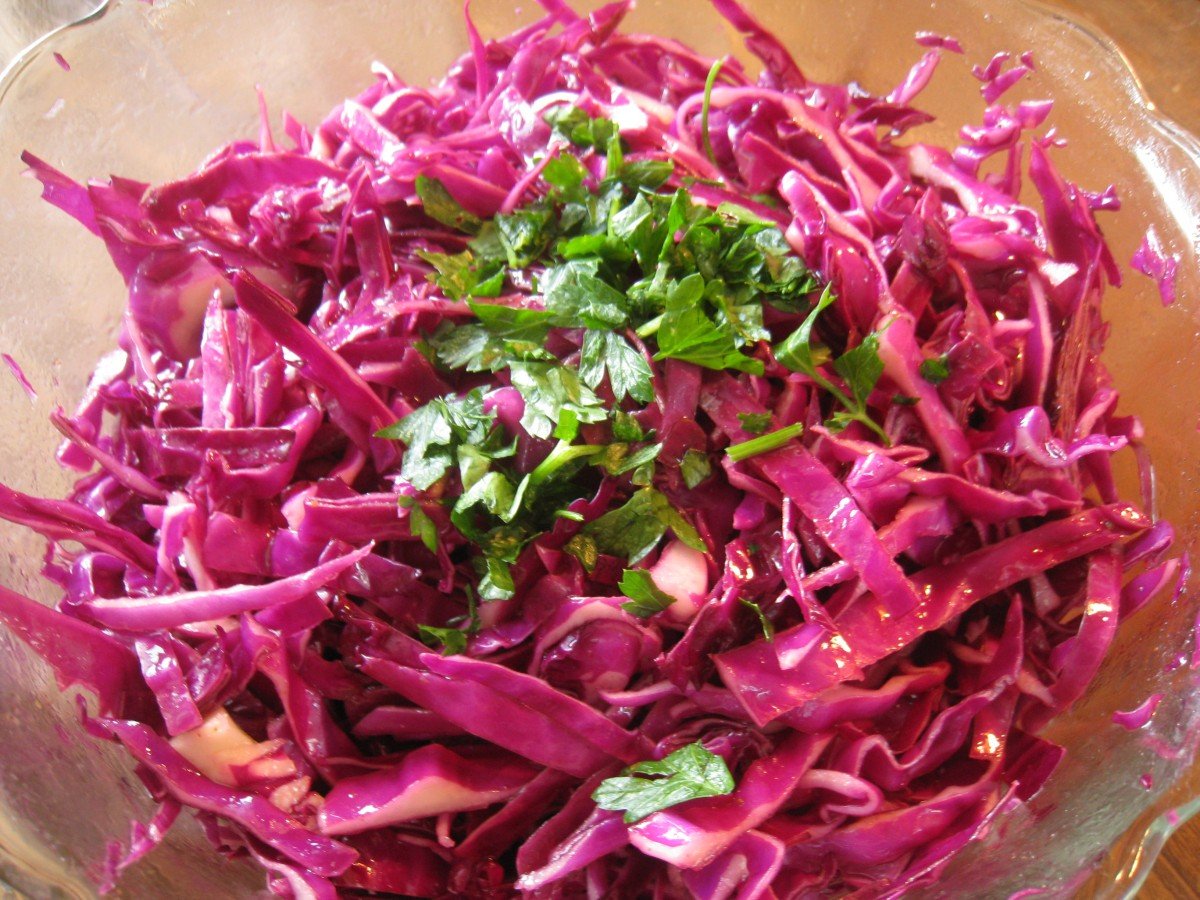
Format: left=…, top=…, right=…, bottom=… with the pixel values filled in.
left=740, top=597, right=775, bottom=641
left=565, top=487, right=705, bottom=569
left=680, top=449, right=713, bottom=489
left=380, top=123, right=891, bottom=600
left=775, top=285, right=890, bottom=443
left=592, top=741, right=736, bottom=823
left=415, top=175, right=483, bottom=234
left=618, top=569, right=679, bottom=618
left=544, top=105, right=620, bottom=150
left=376, top=389, right=501, bottom=491
left=919, top=354, right=951, bottom=384
left=399, top=495, right=439, bottom=553
left=417, top=624, right=469, bottom=655
left=726, top=423, right=805, bottom=463
left=737, top=412, right=772, bottom=434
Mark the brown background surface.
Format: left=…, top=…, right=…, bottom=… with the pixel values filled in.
left=1054, top=2, right=1200, bottom=894
left=0, top=0, right=1198, bottom=896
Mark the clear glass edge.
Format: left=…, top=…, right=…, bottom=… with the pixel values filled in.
left=0, top=4, right=112, bottom=897
left=998, top=8, right=1200, bottom=893
left=0, top=0, right=1196, bottom=896
left=0, top=0, right=109, bottom=103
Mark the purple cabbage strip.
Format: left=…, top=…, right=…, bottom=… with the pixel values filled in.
left=85, top=717, right=357, bottom=877
left=1131, top=226, right=1180, bottom=307
left=82, top=543, right=372, bottom=630
left=318, top=743, right=540, bottom=835
left=0, top=585, right=147, bottom=718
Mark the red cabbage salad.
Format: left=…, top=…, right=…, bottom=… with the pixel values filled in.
left=0, top=0, right=1185, bottom=896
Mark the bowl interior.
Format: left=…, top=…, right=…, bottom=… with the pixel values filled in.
left=0, top=0, right=1196, bottom=896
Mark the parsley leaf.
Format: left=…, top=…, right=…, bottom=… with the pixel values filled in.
left=739, top=598, right=775, bottom=641
left=417, top=625, right=468, bottom=655
left=827, top=332, right=887, bottom=440
left=919, top=354, right=951, bottom=384
left=600, top=442, right=663, bottom=477
left=377, top=389, right=497, bottom=490
left=680, top=449, right=712, bottom=489
left=544, top=106, right=619, bottom=150
left=775, top=287, right=890, bottom=443
left=527, top=441, right=605, bottom=489
left=612, top=410, right=647, bottom=442
left=579, top=330, right=654, bottom=404
left=775, top=283, right=836, bottom=375
left=415, top=176, right=482, bottom=234
left=618, top=569, right=678, bottom=617
left=468, top=301, right=555, bottom=341
left=714, top=201, right=773, bottom=226
left=416, top=249, right=503, bottom=300
left=608, top=192, right=653, bottom=243
left=451, top=470, right=518, bottom=539
left=654, top=273, right=763, bottom=374
left=399, top=495, right=439, bottom=553
left=559, top=232, right=631, bottom=262
left=496, top=206, right=554, bottom=267
left=714, top=295, right=770, bottom=347
left=509, top=361, right=608, bottom=440
left=476, top=554, right=516, bottom=601
left=430, top=304, right=554, bottom=373
left=566, top=487, right=703, bottom=567
left=737, top=412, right=772, bottom=434
left=428, top=324, right=508, bottom=372
left=604, top=128, right=624, bottom=180
left=833, top=332, right=884, bottom=409
left=592, top=742, right=736, bottom=823
left=542, top=154, right=589, bottom=201
left=619, top=159, right=675, bottom=190
left=541, top=260, right=629, bottom=330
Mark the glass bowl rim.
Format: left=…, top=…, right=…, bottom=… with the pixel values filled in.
left=0, top=0, right=1197, bottom=897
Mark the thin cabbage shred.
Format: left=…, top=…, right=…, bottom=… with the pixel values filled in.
left=0, top=0, right=1184, bottom=897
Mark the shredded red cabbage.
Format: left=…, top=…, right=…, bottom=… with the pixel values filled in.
left=0, top=1, right=1183, bottom=896
left=1131, top=226, right=1179, bottom=307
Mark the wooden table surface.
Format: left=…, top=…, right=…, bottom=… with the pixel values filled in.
left=1052, top=0, right=1200, bottom=148
left=1044, top=5, right=1200, bottom=896
left=1, top=0, right=1198, bottom=897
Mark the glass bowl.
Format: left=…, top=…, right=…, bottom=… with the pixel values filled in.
left=0, top=0, right=1196, bottom=896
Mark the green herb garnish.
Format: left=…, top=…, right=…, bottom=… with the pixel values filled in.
left=417, top=625, right=469, bottom=655
left=618, top=569, right=679, bottom=618
left=919, top=354, right=951, bottom=384
left=384, top=152, right=834, bottom=601
left=701, top=59, right=725, bottom=164
left=592, top=742, right=736, bottom=823
left=415, top=175, right=482, bottom=234
left=726, top=423, right=805, bottom=462
left=737, top=412, right=772, bottom=434
left=775, top=285, right=890, bottom=443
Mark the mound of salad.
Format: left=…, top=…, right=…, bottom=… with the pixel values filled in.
left=0, top=0, right=1185, bottom=896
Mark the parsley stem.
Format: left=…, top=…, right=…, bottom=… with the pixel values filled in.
left=635, top=314, right=664, bottom=339
left=701, top=58, right=725, bottom=166
left=844, top=410, right=892, bottom=445
left=528, top=440, right=605, bottom=488
left=726, top=423, right=805, bottom=462
left=809, top=370, right=855, bottom=413
left=740, top=597, right=775, bottom=640
left=805, top=370, right=892, bottom=446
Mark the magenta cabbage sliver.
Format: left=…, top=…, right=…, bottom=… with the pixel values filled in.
left=0, top=0, right=1182, bottom=896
